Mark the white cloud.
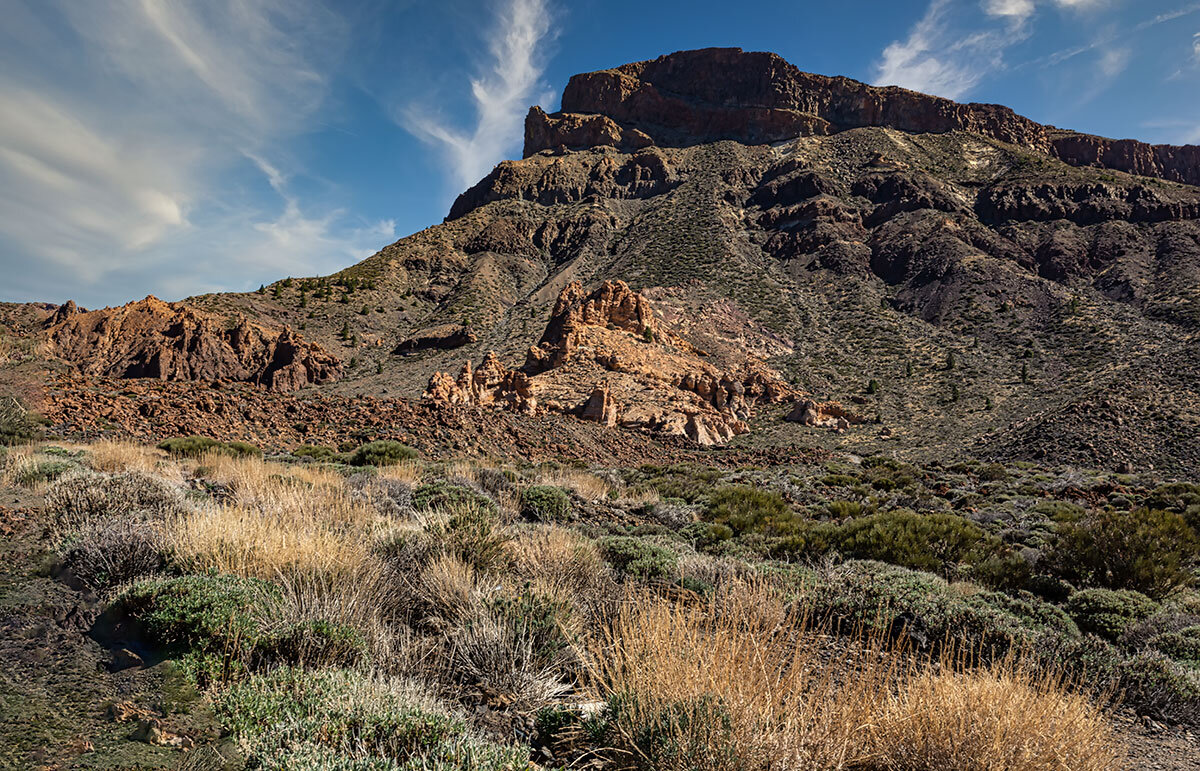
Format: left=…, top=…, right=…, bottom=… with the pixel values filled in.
left=983, top=0, right=1035, bottom=22
left=875, top=0, right=1029, bottom=99
left=1097, top=45, right=1132, bottom=77
left=402, top=0, right=557, bottom=191
left=0, top=0, right=392, bottom=306
left=1194, top=31, right=1200, bottom=61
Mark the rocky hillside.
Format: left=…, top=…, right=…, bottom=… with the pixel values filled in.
left=6, top=47, right=1200, bottom=472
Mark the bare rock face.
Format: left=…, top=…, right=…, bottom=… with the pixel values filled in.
left=524, top=47, right=1199, bottom=187
left=786, top=399, right=865, bottom=432
left=425, top=281, right=794, bottom=445
left=394, top=324, right=477, bottom=354
left=45, top=296, right=341, bottom=391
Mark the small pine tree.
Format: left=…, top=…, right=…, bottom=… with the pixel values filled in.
left=350, top=333, right=358, bottom=347
left=349, top=357, right=358, bottom=368
left=299, top=292, right=308, bottom=308
left=256, top=284, right=265, bottom=295
left=905, top=361, right=914, bottom=378
left=642, top=327, right=655, bottom=343
left=360, top=304, right=370, bottom=315
left=866, top=379, right=880, bottom=395
left=271, top=284, right=281, bottom=298
left=340, top=321, right=350, bottom=341
left=282, top=277, right=293, bottom=288
left=946, top=352, right=956, bottom=370
left=376, top=360, right=384, bottom=374
left=1021, top=362, right=1029, bottom=383
left=950, top=382, right=960, bottom=402
left=985, top=395, right=993, bottom=410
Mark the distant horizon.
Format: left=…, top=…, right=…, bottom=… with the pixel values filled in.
left=2, top=0, right=1198, bottom=308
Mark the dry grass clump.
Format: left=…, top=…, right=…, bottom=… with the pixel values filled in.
left=171, top=503, right=370, bottom=580
left=86, top=439, right=166, bottom=475
left=589, top=583, right=1122, bottom=771
left=507, top=525, right=613, bottom=601
left=377, top=460, right=425, bottom=485
left=532, top=467, right=614, bottom=502
left=170, top=454, right=380, bottom=580
left=860, top=655, right=1119, bottom=771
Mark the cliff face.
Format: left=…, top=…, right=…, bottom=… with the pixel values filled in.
left=45, top=296, right=342, bottom=391
left=524, top=48, right=1200, bottom=187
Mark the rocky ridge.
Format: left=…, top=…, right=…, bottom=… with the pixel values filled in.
left=520, top=47, right=1200, bottom=185
left=44, top=297, right=341, bottom=392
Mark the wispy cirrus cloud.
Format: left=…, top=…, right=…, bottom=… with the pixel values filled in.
left=873, top=0, right=1033, bottom=99
left=401, top=0, right=557, bottom=191
left=0, top=0, right=393, bottom=306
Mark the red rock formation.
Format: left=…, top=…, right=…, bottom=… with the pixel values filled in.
left=45, top=296, right=341, bottom=392
left=426, top=281, right=795, bottom=446
left=524, top=47, right=1199, bottom=187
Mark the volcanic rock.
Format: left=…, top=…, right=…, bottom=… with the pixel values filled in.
left=523, top=47, right=1200, bottom=186
left=426, top=282, right=794, bottom=445
left=45, top=296, right=341, bottom=391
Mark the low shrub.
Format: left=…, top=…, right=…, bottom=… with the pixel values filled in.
left=1067, top=589, right=1161, bottom=642
left=520, top=485, right=571, bottom=523
left=599, top=536, right=677, bottom=581
left=705, top=485, right=797, bottom=536
left=834, top=510, right=992, bottom=576
left=292, top=444, right=337, bottom=461
left=1047, top=507, right=1200, bottom=599
left=1117, top=651, right=1200, bottom=726
left=110, top=574, right=277, bottom=657
left=259, top=619, right=367, bottom=669
left=413, top=480, right=498, bottom=516
left=46, top=470, right=185, bottom=533
left=158, top=436, right=226, bottom=458
left=424, top=501, right=510, bottom=572
left=348, top=440, right=419, bottom=467
left=1150, top=628, right=1200, bottom=663
left=60, top=518, right=167, bottom=593
left=0, top=397, right=39, bottom=446
left=214, top=667, right=532, bottom=770
left=224, top=441, right=262, bottom=459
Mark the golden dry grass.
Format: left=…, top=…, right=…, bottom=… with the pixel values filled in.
left=87, top=439, right=166, bottom=475
left=169, top=454, right=376, bottom=579
left=590, top=584, right=1122, bottom=771
left=531, top=467, right=614, bottom=502
left=377, top=460, right=425, bottom=484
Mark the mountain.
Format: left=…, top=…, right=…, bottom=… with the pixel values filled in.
left=6, top=47, right=1200, bottom=472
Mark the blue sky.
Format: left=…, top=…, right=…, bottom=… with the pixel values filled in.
left=1, top=0, right=1198, bottom=307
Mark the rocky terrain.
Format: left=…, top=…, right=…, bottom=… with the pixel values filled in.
left=1, top=46, right=1199, bottom=473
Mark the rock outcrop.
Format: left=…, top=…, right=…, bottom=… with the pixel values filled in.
left=45, top=296, right=341, bottom=391
left=394, top=324, right=477, bottom=354
left=425, top=281, right=795, bottom=445
left=523, top=47, right=1200, bottom=187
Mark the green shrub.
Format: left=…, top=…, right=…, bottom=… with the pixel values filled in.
left=804, top=560, right=1077, bottom=654
left=1066, top=588, right=1160, bottom=641
left=224, top=441, right=262, bottom=459
left=820, top=474, right=859, bottom=487
left=110, top=574, right=277, bottom=656
left=0, top=397, right=39, bottom=446
left=158, top=436, right=226, bottom=458
left=424, top=501, right=509, bottom=572
left=834, top=510, right=992, bottom=576
left=214, top=667, right=532, bottom=770
left=520, top=485, right=571, bottom=523
left=1150, top=628, right=1200, bottom=662
left=1117, top=652, right=1200, bottom=726
left=705, top=485, right=797, bottom=536
left=600, top=536, right=677, bottom=581
left=348, top=440, right=419, bottom=467
left=412, top=480, right=497, bottom=515
left=260, top=620, right=367, bottom=669
left=292, top=444, right=337, bottom=461
left=1048, top=508, right=1200, bottom=598
left=486, top=587, right=573, bottom=661
left=14, top=458, right=74, bottom=486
